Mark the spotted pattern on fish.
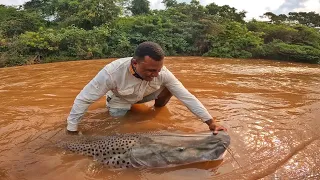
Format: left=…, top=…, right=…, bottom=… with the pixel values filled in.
left=61, top=134, right=141, bottom=169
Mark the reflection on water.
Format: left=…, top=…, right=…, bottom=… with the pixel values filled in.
left=0, top=57, right=320, bottom=180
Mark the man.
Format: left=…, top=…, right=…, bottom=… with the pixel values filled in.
left=66, top=41, right=226, bottom=134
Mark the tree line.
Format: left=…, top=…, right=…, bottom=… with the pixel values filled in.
left=1, top=0, right=320, bottom=68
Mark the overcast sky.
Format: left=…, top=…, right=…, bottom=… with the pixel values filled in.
left=1, top=0, right=319, bottom=20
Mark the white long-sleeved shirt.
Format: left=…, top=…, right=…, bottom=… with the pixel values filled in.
left=67, top=57, right=213, bottom=131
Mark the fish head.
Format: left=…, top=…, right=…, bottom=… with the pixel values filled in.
left=130, top=131, right=230, bottom=168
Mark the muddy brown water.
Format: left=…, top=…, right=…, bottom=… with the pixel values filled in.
left=0, top=57, right=319, bottom=180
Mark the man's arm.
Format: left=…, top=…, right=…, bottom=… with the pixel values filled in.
left=163, top=68, right=226, bottom=133
left=66, top=68, right=113, bottom=132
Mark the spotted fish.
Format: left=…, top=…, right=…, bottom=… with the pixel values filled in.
left=59, top=131, right=230, bottom=169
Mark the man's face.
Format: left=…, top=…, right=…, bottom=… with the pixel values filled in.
left=133, top=56, right=163, bottom=81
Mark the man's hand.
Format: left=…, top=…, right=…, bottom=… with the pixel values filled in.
left=205, top=119, right=227, bottom=135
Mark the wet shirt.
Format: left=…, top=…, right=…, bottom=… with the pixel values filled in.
left=67, top=57, right=213, bottom=131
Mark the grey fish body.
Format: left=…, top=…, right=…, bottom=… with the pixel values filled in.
left=60, top=131, right=230, bottom=169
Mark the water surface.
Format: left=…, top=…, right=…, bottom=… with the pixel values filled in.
left=1, top=57, right=320, bottom=179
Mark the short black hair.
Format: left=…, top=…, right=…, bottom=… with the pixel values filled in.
left=134, top=41, right=165, bottom=61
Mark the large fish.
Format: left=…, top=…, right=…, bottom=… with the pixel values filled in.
left=59, top=130, right=230, bottom=169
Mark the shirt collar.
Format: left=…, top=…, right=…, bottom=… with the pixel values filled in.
left=129, top=59, right=144, bottom=80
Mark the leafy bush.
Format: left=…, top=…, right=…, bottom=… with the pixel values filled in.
left=205, top=22, right=263, bottom=58
left=259, top=40, right=320, bottom=63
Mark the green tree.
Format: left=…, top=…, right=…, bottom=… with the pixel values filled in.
left=162, top=0, right=177, bottom=8
left=288, top=12, right=320, bottom=27
left=0, top=5, right=44, bottom=37
left=259, top=40, right=320, bottom=63
left=206, top=3, right=246, bottom=23
left=262, top=11, right=320, bottom=27
left=205, top=21, right=263, bottom=58
left=129, top=0, right=150, bottom=15
left=247, top=20, right=320, bottom=47
left=23, top=0, right=121, bottom=29
left=292, top=25, right=320, bottom=48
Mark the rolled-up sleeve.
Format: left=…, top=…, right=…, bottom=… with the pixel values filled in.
left=66, top=68, right=114, bottom=131
left=163, top=68, right=213, bottom=122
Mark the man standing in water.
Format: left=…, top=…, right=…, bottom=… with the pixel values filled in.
left=66, top=41, right=227, bottom=134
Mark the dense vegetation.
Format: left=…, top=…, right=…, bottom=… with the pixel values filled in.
left=1, top=0, right=320, bottom=68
